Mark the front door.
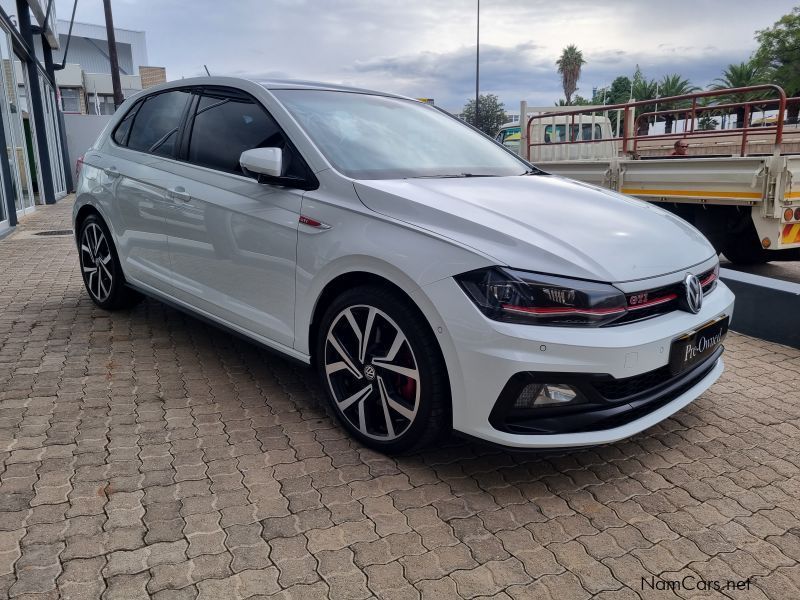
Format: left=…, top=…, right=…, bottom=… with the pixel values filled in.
left=163, top=89, right=303, bottom=348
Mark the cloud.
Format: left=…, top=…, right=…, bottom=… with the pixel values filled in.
left=53, top=0, right=798, bottom=111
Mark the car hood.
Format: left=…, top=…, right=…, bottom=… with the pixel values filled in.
left=353, top=174, right=715, bottom=283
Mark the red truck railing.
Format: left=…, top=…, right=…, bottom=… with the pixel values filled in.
left=523, top=84, right=791, bottom=161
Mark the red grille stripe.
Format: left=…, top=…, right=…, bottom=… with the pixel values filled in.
left=501, top=304, right=627, bottom=316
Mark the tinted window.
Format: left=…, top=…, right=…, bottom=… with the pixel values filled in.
left=187, top=95, right=291, bottom=175
left=112, top=100, right=142, bottom=146
left=127, top=90, right=191, bottom=157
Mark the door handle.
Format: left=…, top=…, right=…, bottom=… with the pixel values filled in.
left=104, top=166, right=120, bottom=179
left=168, top=186, right=191, bottom=202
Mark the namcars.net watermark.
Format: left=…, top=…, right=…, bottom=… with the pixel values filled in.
left=642, top=575, right=754, bottom=593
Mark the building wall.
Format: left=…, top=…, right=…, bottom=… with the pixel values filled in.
left=54, top=36, right=134, bottom=75
left=63, top=113, right=112, bottom=172
left=52, top=20, right=147, bottom=73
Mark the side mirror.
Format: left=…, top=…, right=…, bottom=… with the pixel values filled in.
left=240, top=147, right=282, bottom=178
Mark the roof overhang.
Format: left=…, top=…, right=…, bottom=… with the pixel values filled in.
left=27, top=0, right=59, bottom=49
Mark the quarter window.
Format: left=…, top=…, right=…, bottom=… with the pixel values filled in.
left=112, top=99, right=142, bottom=146
left=187, top=95, right=286, bottom=175
left=126, top=90, right=191, bottom=157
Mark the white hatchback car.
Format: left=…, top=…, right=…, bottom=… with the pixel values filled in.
left=73, top=77, right=734, bottom=453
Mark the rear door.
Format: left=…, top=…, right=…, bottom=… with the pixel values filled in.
left=104, top=89, right=193, bottom=289
left=163, top=87, right=307, bottom=348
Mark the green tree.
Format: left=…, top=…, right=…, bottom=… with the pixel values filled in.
left=755, top=7, right=800, bottom=123
left=556, top=45, right=586, bottom=105
left=658, top=74, right=698, bottom=133
left=711, top=61, right=768, bottom=127
left=555, top=95, right=591, bottom=106
left=698, top=114, right=719, bottom=130
left=607, top=76, right=633, bottom=104
left=461, top=94, right=507, bottom=137
left=592, top=76, right=633, bottom=134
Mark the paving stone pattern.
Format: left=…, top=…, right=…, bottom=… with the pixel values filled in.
left=0, top=198, right=799, bottom=599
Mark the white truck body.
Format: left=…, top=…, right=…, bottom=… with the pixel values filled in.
left=502, top=91, right=800, bottom=262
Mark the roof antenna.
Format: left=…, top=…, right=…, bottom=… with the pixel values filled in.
left=203, top=65, right=211, bottom=76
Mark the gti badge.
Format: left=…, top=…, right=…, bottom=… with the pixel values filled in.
left=682, top=273, right=703, bottom=314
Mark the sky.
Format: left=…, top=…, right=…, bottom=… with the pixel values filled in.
left=53, top=0, right=799, bottom=112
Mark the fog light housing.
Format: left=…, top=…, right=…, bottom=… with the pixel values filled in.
left=515, top=383, right=582, bottom=408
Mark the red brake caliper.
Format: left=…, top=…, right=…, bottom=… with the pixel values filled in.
left=398, top=375, right=416, bottom=401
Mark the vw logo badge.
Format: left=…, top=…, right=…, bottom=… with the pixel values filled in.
left=683, top=273, right=703, bottom=314
left=363, top=365, right=376, bottom=381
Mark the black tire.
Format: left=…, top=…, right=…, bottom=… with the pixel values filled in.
left=722, top=231, right=770, bottom=265
left=315, top=285, right=449, bottom=454
left=77, top=214, right=143, bottom=310
left=720, top=210, right=771, bottom=265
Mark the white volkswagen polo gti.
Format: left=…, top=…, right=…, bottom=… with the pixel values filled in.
left=73, top=77, right=734, bottom=453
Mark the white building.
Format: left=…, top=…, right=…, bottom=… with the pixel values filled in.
left=52, top=19, right=166, bottom=115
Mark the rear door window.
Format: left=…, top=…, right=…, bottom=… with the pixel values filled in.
left=126, top=90, right=192, bottom=157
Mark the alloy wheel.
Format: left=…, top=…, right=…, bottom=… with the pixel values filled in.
left=324, top=305, right=421, bottom=441
left=80, top=222, right=113, bottom=303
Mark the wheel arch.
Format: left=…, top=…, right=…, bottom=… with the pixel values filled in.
left=309, top=270, right=431, bottom=366
left=74, top=202, right=102, bottom=235
left=304, top=266, right=463, bottom=422
left=308, top=268, right=457, bottom=432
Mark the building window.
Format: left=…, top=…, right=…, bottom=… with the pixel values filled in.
left=60, top=88, right=80, bottom=113
left=86, top=94, right=116, bottom=116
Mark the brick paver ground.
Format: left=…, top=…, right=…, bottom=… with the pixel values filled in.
left=0, top=197, right=799, bottom=600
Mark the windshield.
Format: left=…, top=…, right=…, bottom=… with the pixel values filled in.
left=272, top=89, right=528, bottom=180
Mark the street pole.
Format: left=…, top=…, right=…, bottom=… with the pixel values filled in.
left=475, top=0, right=479, bottom=129
left=103, top=0, right=124, bottom=109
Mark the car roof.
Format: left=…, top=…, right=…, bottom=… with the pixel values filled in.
left=258, top=78, right=393, bottom=95
left=135, top=75, right=409, bottom=101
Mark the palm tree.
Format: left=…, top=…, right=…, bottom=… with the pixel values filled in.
left=631, top=75, right=658, bottom=135
left=711, top=61, right=768, bottom=127
left=658, top=74, right=698, bottom=133
left=556, top=45, right=586, bottom=105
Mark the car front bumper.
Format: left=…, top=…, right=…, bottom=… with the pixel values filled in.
left=422, top=277, right=735, bottom=448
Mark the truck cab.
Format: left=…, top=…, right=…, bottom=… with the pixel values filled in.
left=498, top=112, right=615, bottom=161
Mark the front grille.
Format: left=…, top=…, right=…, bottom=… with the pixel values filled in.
left=592, top=364, right=674, bottom=400
left=606, top=266, right=717, bottom=326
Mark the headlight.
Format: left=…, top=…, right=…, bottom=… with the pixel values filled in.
left=455, top=267, right=628, bottom=326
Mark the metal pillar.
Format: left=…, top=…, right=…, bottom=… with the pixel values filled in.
left=0, top=104, right=17, bottom=226
left=474, top=0, right=479, bottom=129
left=42, top=37, right=73, bottom=193
left=103, top=0, right=125, bottom=109
left=16, top=0, right=56, bottom=205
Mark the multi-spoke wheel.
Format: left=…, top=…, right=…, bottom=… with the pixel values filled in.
left=317, top=285, right=449, bottom=453
left=77, top=213, right=142, bottom=309
left=80, top=221, right=114, bottom=303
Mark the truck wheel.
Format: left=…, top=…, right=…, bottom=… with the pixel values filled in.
left=722, top=241, right=770, bottom=264
left=720, top=211, right=770, bottom=264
